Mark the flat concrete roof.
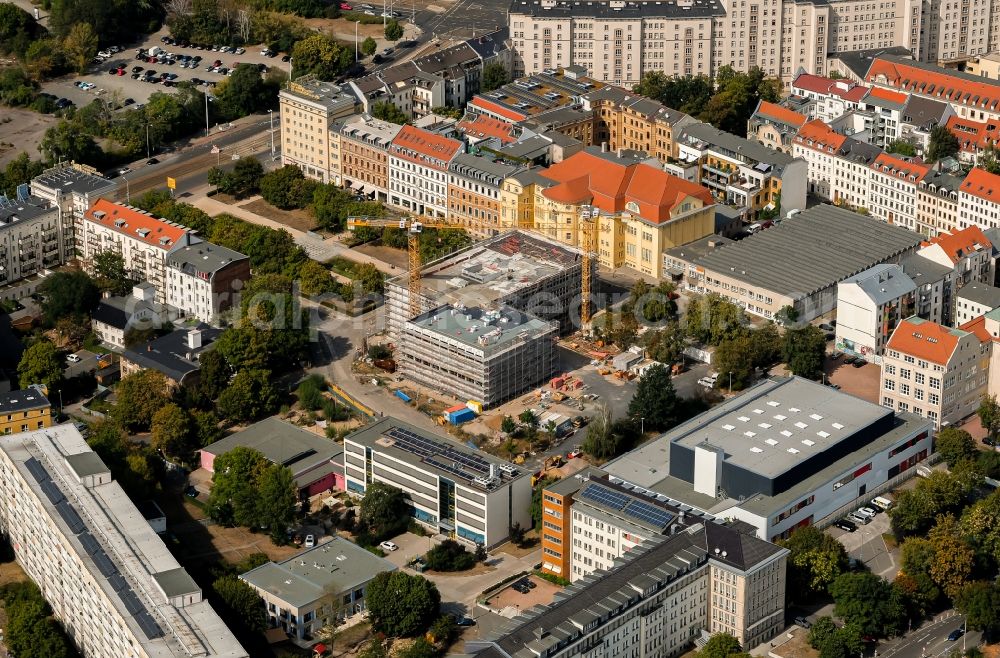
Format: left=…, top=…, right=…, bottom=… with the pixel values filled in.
left=0, top=196, right=56, bottom=227
left=407, top=304, right=556, bottom=353
left=31, top=163, right=115, bottom=196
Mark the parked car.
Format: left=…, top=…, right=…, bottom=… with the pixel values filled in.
left=947, top=629, right=964, bottom=642
left=858, top=506, right=878, bottom=518
left=848, top=512, right=871, bottom=525
left=340, top=2, right=353, bottom=8
left=819, top=323, right=834, bottom=332
left=146, top=158, right=159, bottom=165
left=833, top=519, right=857, bottom=532
left=184, top=485, right=198, bottom=497
left=567, top=449, right=582, bottom=459
left=123, top=97, right=135, bottom=106
left=235, top=47, right=245, bottom=55
left=66, top=353, right=81, bottom=363
left=518, top=578, right=536, bottom=590
left=794, top=616, right=812, bottom=629
left=842, top=354, right=857, bottom=365
left=304, top=534, right=315, bottom=548
left=379, top=541, right=398, bottom=552
left=871, top=496, right=893, bottom=511
left=118, top=167, right=131, bottom=175
left=852, top=359, right=866, bottom=368
left=281, top=54, right=291, bottom=62
left=513, top=582, right=531, bottom=594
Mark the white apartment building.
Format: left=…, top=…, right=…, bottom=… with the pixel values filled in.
left=164, top=241, right=250, bottom=323
left=790, top=73, right=869, bottom=123
left=867, top=153, right=930, bottom=231
left=957, top=167, right=1000, bottom=230
left=0, top=196, right=66, bottom=288
left=955, top=282, right=1000, bottom=325
left=387, top=125, right=463, bottom=218
left=30, top=162, right=116, bottom=254
left=0, top=425, right=247, bottom=658
left=859, top=87, right=908, bottom=148
left=831, top=140, right=883, bottom=210
left=916, top=225, right=994, bottom=291
left=278, top=77, right=358, bottom=183
left=916, top=169, right=964, bottom=237
left=835, top=264, right=916, bottom=363
left=921, top=0, right=997, bottom=65
left=342, top=418, right=531, bottom=548
left=792, top=119, right=850, bottom=199
left=881, top=316, right=989, bottom=428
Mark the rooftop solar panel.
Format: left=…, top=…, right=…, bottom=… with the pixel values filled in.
left=40, top=479, right=64, bottom=505
left=579, top=483, right=630, bottom=511
left=109, top=573, right=128, bottom=592
left=79, top=531, right=101, bottom=556
left=119, top=588, right=144, bottom=614
left=24, top=458, right=50, bottom=483
left=622, top=500, right=675, bottom=531
left=55, top=502, right=86, bottom=534
left=93, top=551, right=118, bottom=577
left=135, top=611, right=164, bottom=639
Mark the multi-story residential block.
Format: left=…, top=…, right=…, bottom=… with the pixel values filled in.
left=792, top=119, right=850, bottom=199
left=790, top=73, right=869, bottom=123
left=501, top=147, right=717, bottom=278
left=747, top=101, right=808, bottom=153
left=584, top=84, right=697, bottom=161
left=30, top=162, right=116, bottom=254
left=675, top=122, right=807, bottom=219
left=957, top=167, right=1000, bottom=230
left=164, top=241, right=249, bottom=323
left=965, top=52, right=1000, bottom=79
left=81, top=200, right=193, bottom=305
left=835, top=264, right=916, bottom=363
left=867, top=153, right=930, bottom=231
left=945, top=115, right=1000, bottom=165
left=447, top=153, right=524, bottom=236
left=399, top=305, right=557, bottom=408
left=679, top=204, right=922, bottom=321
left=0, top=196, right=65, bottom=287
left=335, top=114, right=403, bottom=201
left=278, top=76, right=358, bottom=183
left=468, top=66, right=605, bottom=125
left=956, top=282, right=1000, bottom=324
left=881, top=316, right=988, bottom=428
left=899, top=96, right=953, bottom=153
left=858, top=87, right=908, bottom=148
left=605, top=376, right=933, bottom=541
left=121, top=325, right=222, bottom=388
left=916, top=168, right=964, bottom=236
left=830, top=139, right=883, bottom=211
left=538, top=468, right=598, bottom=578
left=387, top=125, right=463, bottom=218
left=0, top=385, right=52, bottom=435
left=900, top=252, right=957, bottom=325
left=241, top=537, right=393, bottom=643
left=920, top=0, right=996, bottom=65
left=456, top=113, right=519, bottom=147
left=916, top=225, right=994, bottom=296
left=92, top=283, right=162, bottom=349
left=343, top=417, right=531, bottom=547
left=0, top=425, right=247, bottom=658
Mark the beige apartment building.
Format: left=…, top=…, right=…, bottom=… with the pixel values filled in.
left=881, top=316, right=989, bottom=428
left=278, top=77, right=358, bottom=183
left=584, top=85, right=697, bottom=161
left=334, top=115, right=403, bottom=201
left=916, top=170, right=963, bottom=237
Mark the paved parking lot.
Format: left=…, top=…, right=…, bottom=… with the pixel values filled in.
left=42, top=26, right=292, bottom=108
left=825, top=355, right=881, bottom=403
left=484, top=574, right=560, bottom=617
left=63, top=349, right=101, bottom=379
left=826, top=507, right=897, bottom=578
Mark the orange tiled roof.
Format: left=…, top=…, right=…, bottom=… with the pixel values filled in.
left=84, top=199, right=187, bottom=250
left=866, top=57, right=1000, bottom=113
left=794, top=119, right=847, bottom=152
left=865, top=86, right=908, bottom=105
left=871, top=153, right=930, bottom=182
left=755, top=101, right=807, bottom=128
left=945, top=116, right=1000, bottom=152
left=389, top=125, right=463, bottom=171
left=539, top=150, right=713, bottom=223
left=886, top=318, right=963, bottom=365
left=791, top=73, right=868, bottom=102
left=959, top=167, right=1000, bottom=204
left=468, top=97, right=528, bottom=123
left=919, top=225, right=992, bottom=263
left=457, top=114, right=517, bottom=144
left=959, top=315, right=995, bottom=343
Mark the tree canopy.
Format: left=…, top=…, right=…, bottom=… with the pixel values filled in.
left=366, top=571, right=441, bottom=637
left=359, top=481, right=410, bottom=540
left=39, top=270, right=99, bottom=325
left=482, top=61, right=510, bottom=92
left=926, top=125, right=960, bottom=162
left=207, top=446, right=297, bottom=539
left=935, top=427, right=977, bottom=467
left=627, top=363, right=678, bottom=432
left=698, top=633, right=745, bottom=658
left=829, top=571, right=908, bottom=637
left=212, top=574, right=267, bottom=633
left=207, top=156, right=263, bottom=199
left=111, top=369, right=170, bottom=431
left=782, top=325, right=827, bottom=380
left=779, top=526, right=849, bottom=603
left=291, top=33, right=352, bottom=80
left=17, top=341, right=63, bottom=390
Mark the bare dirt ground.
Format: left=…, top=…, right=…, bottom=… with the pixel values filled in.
left=0, top=108, right=57, bottom=167
left=240, top=198, right=318, bottom=233
left=352, top=243, right=409, bottom=270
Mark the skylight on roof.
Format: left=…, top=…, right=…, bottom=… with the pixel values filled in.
left=737, top=416, right=750, bottom=422
left=810, top=414, right=824, bottom=421
left=744, top=431, right=756, bottom=438
left=795, top=422, right=808, bottom=429
left=787, top=448, right=800, bottom=454
left=817, top=431, right=831, bottom=438
left=774, top=414, right=787, bottom=421
left=752, top=409, right=764, bottom=414
left=767, top=401, right=780, bottom=407
left=758, top=423, right=772, bottom=429
left=750, top=447, right=763, bottom=453
left=722, top=424, right=735, bottom=431
left=802, top=439, right=816, bottom=446
left=780, top=430, right=793, bottom=437
left=832, top=422, right=844, bottom=429
left=765, top=438, right=779, bottom=446
left=789, top=407, right=800, bottom=413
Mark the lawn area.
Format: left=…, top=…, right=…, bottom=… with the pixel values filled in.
left=326, top=255, right=371, bottom=279
left=240, top=199, right=318, bottom=233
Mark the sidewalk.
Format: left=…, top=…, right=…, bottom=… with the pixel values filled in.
left=190, top=195, right=398, bottom=272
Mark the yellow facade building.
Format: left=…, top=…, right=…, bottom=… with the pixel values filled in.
left=0, top=386, right=53, bottom=435
left=500, top=147, right=716, bottom=278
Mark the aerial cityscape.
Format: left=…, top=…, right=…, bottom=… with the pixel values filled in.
left=2, top=0, right=1000, bottom=657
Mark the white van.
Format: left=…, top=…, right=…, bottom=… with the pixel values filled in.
left=871, top=496, right=893, bottom=511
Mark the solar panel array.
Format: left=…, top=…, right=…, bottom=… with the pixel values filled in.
left=19, top=455, right=164, bottom=640
left=579, top=483, right=676, bottom=531
left=384, top=426, right=512, bottom=488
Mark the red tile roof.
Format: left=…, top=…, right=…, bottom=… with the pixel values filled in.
left=864, top=86, right=908, bottom=105
left=791, top=73, right=869, bottom=102
left=866, top=56, right=1000, bottom=114
left=539, top=150, right=713, bottom=224
left=959, top=167, right=1000, bottom=204
left=84, top=199, right=188, bottom=250
left=945, top=116, right=1000, bottom=153
left=793, top=119, right=847, bottom=152
left=919, top=225, right=993, bottom=263
left=871, top=153, right=930, bottom=182
left=468, top=97, right=528, bottom=123
left=457, top=114, right=517, bottom=144
left=886, top=318, right=963, bottom=365
left=754, top=101, right=807, bottom=128
left=959, top=315, right=997, bottom=343
left=389, top=125, right=463, bottom=171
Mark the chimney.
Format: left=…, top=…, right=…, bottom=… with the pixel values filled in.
left=616, top=148, right=623, bottom=158
left=601, top=142, right=608, bottom=153
left=534, top=627, right=545, bottom=640
left=187, top=328, right=202, bottom=349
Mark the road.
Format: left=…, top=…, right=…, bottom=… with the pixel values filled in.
left=878, top=613, right=979, bottom=658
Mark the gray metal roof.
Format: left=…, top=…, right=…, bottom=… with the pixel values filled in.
left=153, top=568, right=201, bottom=598
left=0, top=387, right=50, bottom=415
left=902, top=95, right=949, bottom=128
left=201, top=417, right=342, bottom=482
left=408, top=304, right=556, bottom=353
left=679, top=122, right=797, bottom=168
left=957, top=282, right=1000, bottom=309
left=31, top=163, right=115, bottom=197
left=840, top=263, right=916, bottom=306
left=449, top=152, right=525, bottom=182
left=240, top=537, right=396, bottom=610
left=901, top=253, right=953, bottom=287
left=833, top=47, right=913, bottom=80
left=692, top=204, right=922, bottom=297
left=663, top=234, right=735, bottom=263
left=65, top=452, right=110, bottom=479
left=166, top=241, right=247, bottom=277
left=122, top=324, right=222, bottom=383
left=0, top=195, right=56, bottom=227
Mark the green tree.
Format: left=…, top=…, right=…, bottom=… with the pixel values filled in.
left=291, top=33, right=352, bottom=80
left=191, top=409, right=224, bottom=447
left=684, top=293, right=747, bottom=345
left=260, top=165, right=313, bottom=209
left=482, top=61, right=510, bottom=92
left=887, top=140, right=917, bottom=157
left=424, top=539, right=476, bottom=571
left=112, top=369, right=170, bottom=431
left=296, top=374, right=326, bottom=411
left=212, top=574, right=266, bottom=633
left=216, top=64, right=274, bottom=119
left=714, top=335, right=753, bottom=391
left=208, top=156, right=264, bottom=199
left=750, top=323, right=783, bottom=369
left=927, top=125, right=960, bottom=162
left=807, top=617, right=838, bottom=650
left=361, top=36, right=377, bottom=56
left=890, top=466, right=981, bottom=539
left=40, top=118, right=101, bottom=164
left=371, top=100, right=408, bottom=124
left=256, top=464, right=298, bottom=541
left=936, top=427, right=977, bottom=466
left=979, top=147, right=1000, bottom=175
left=217, top=369, right=280, bottom=422
left=38, top=270, right=99, bottom=324
left=299, top=259, right=335, bottom=296
left=633, top=71, right=714, bottom=116
left=151, top=404, right=193, bottom=462
left=384, top=19, right=403, bottom=41
left=519, top=409, right=538, bottom=426
left=197, top=349, right=230, bottom=401
left=0, top=4, right=37, bottom=57
left=627, top=363, right=678, bottom=432
left=61, top=22, right=98, bottom=73
left=954, top=581, right=1000, bottom=636
left=977, top=394, right=1000, bottom=444
left=17, top=341, right=63, bottom=390
left=829, top=571, right=907, bottom=637
left=959, top=489, right=1000, bottom=566
left=356, top=262, right=385, bottom=294
left=208, top=446, right=269, bottom=527
left=93, top=251, right=133, bottom=296
left=698, top=633, right=743, bottom=658
left=927, top=514, right=975, bottom=600
left=643, top=322, right=686, bottom=364
left=366, top=571, right=441, bottom=637
left=500, top=415, right=517, bottom=434
left=360, top=481, right=409, bottom=539
left=783, top=325, right=827, bottom=379
left=779, top=526, right=850, bottom=603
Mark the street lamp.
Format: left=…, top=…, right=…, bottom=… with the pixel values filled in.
left=204, top=90, right=210, bottom=136
left=355, top=21, right=361, bottom=62
left=145, top=123, right=151, bottom=160
left=122, top=174, right=130, bottom=203
left=268, top=109, right=275, bottom=157
left=640, top=417, right=645, bottom=435
left=728, top=372, right=733, bottom=393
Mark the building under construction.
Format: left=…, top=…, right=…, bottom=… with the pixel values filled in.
left=399, top=304, right=557, bottom=408
left=385, top=230, right=585, bottom=337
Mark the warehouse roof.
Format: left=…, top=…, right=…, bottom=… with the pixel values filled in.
left=407, top=304, right=556, bottom=354
left=840, top=264, right=916, bottom=306
left=691, top=204, right=922, bottom=297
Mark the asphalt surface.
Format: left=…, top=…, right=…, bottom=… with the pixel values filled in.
left=413, top=0, right=511, bottom=41
left=879, top=613, right=980, bottom=658
left=63, top=349, right=101, bottom=379
left=826, top=507, right=898, bottom=579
